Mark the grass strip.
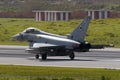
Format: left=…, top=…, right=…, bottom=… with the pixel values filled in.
left=0, top=65, right=120, bottom=80
left=0, top=18, right=120, bottom=47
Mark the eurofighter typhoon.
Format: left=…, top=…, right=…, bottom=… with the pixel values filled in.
left=13, top=16, right=98, bottom=60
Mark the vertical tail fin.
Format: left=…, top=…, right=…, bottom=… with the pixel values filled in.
left=68, top=16, right=91, bottom=42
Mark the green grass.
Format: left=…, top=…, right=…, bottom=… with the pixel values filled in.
left=87, top=18, right=120, bottom=47
left=0, top=18, right=120, bottom=47
left=0, top=65, right=120, bottom=80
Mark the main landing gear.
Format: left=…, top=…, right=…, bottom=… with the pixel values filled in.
left=35, top=54, right=47, bottom=60
left=41, top=54, right=47, bottom=60
left=35, top=52, right=75, bottom=60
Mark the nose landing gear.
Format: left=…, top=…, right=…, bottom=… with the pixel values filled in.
left=35, top=54, right=39, bottom=59
left=69, top=52, right=75, bottom=60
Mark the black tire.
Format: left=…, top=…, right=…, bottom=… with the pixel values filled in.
left=69, top=52, right=75, bottom=60
left=35, top=54, right=39, bottom=59
left=41, top=54, right=47, bottom=60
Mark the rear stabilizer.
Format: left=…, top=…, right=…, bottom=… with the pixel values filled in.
left=68, top=16, right=91, bottom=42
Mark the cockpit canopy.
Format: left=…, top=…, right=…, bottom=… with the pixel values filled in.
left=23, top=27, right=41, bottom=34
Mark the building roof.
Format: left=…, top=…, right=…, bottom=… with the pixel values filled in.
left=86, top=9, right=111, bottom=11
left=32, top=10, right=71, bottom=12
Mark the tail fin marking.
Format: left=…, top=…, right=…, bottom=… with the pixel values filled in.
left=68, top=16, right=91, bottom=42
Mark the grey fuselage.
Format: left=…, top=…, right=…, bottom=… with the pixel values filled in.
left=15, top=33, right=80, bottom=49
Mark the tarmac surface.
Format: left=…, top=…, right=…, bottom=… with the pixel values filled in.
left=0, top=45, right=120, bottom=69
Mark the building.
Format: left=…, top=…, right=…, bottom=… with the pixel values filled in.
left=87, top=10, right=110, bottom=19
left=32, top=10, right=71, bottom=21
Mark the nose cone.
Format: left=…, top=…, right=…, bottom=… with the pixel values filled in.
left=12, top=34, right=20, bottom=40
left=12, top=33, right=24, bottom=41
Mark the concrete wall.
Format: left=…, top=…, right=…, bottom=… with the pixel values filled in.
left=0, top=11, right=119, bottom=19
left=71, top=11, right=120, bottom=19
left=33, top=11, right=71, bottom=21
left=87, top=10, right=110, bottom=19
left=71, top=11, right=87, bottom=19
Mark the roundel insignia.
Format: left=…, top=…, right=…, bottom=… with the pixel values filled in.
left=80, top=26, right=82, bottom=29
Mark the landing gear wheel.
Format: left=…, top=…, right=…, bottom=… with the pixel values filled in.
left=69, top=52, right=75, bottom=60
left=35, top=54, right=39, bottom=59
left=41, top=54, right=47, bottom=60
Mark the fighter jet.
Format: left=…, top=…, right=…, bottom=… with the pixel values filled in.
left=12, top=16, right=94, bottom=60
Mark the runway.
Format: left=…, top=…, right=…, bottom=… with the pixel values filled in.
left=0, top=45, right=120, bottom=69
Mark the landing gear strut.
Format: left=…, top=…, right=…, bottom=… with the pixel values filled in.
left=41, top=54, right=47, bottom=60
left=69, top=52, right=75, bottom=60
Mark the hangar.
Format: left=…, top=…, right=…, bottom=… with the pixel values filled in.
left=87, top=10, right=110, bottom=19
left=33, top=10, right=71, bottom=21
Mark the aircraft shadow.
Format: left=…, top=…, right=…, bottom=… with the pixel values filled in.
left=27, top=58, right=97, bottom=62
